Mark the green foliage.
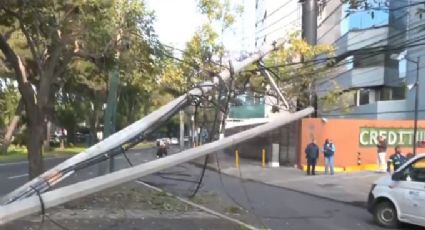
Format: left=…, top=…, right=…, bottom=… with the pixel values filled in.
left=161, top=0, right=243, bottom=96
left=236, top=34, right=335, bottom=110
left=0, top=80, right=20, bottom=128
left=0, top=144, right=86, bottom=162
left=197, top=0, right=243, bottom=30
left=340, top=0, right=389, bottom=10
left=319, top=81, right=353, bottom=113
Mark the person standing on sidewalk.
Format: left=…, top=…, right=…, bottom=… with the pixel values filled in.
left=305, top=138, right=319, bottom=175
left=387, top=145, right=407, bottom=172
left=323, top=139, right=336, bottom=175
left=376, top=136, right=387, bottom=172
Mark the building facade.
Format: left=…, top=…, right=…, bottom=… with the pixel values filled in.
left=254, top=0, right=302, bottom=49
left=316, top=0, right=425, bottom=120
left=229, top=0, right=303, bottom=123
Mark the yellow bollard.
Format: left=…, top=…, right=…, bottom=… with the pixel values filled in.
left=262, top=148, right=266, bottom=168
left=235, top=149, right=240, bottom=168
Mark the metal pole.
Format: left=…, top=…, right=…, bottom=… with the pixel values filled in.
left=413, top=56, right=420, bottom=155
left=104, top=65, right=120, bottom=173
left=0, top=108, right=314, bottom=225
left=302, top=0, right=318, bottom=116
left=179, top=110, right=185, bottom=150
left=302, top=0, right=317, bottom=46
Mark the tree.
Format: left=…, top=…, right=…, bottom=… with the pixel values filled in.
left=0, top=0, right=158, bottom=178
left=0, top=1, right=112, bottom=178
left=0, top=80, right=21, bottom=154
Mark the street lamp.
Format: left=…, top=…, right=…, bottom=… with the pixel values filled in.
left=391, top=51, right=420, bottom=155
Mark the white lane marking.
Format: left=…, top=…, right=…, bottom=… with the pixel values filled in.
left=0, top=156, right=67, bottom=167
left=8, top=174, right=28, bottom=179
left=135, top=180, right=260, bottom=230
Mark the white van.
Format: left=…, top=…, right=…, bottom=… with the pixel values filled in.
left=367, top=153, right=425, bottom=228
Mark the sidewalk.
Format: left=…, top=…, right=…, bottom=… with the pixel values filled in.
left=193, top=152, right=384, bottom=206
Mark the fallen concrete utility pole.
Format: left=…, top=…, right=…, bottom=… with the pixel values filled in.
left=0, top=107, right=313, bottom=225
left=2, top=40, right=285, bottom=204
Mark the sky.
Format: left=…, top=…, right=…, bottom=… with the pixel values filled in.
left=145, top=0, right=256, bottom=55
left=145, top=0, right=205, bottom=50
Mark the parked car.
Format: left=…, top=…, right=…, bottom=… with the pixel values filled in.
left=156, top=138, right=170, bottom=146
left=170, top=137, right=179, bottom=145
left=367, top=153, right=425, bottom=228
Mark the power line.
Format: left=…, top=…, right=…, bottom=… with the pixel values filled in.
left=317, top=0, right=424, bottom=43
left=321, top=108, right=425, bottom=117
left=331, top=12, right=424, bottom=52
left=305, top=40, right=425, bottom=88
left=315, top=61, right=425, bottom=94
left=330, top=10, right=406, bottom=48
left=317, top=1, right=343, bottom=29
left=315, top=36, right=425, bottom=86
left=256, top=7, right=300, bottom=35
left=247, top=25, right=425, bottom=74
left=255, top=17, right=301, bottom=41
left=255, top=0, right=293, bottom=24
left=372, top=0, right=425, bottom=11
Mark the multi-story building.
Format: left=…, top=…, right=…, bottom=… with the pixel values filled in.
left=254, top=0, right=302, bottom=49
left=229, top=0, right=303, bottom=123
left=316, top=0, right=425, bottom=120
left=224, top=1, right=303, bottom=166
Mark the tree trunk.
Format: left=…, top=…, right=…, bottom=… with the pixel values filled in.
left=60, top=138, right=65, bottom=150
left=89, top=99, right=101, bottom=144
left=1, top=99, right=24, bottom=154
left=43, top=120, right=52, bottom=151
left=0, top=35, right=50, bottom=179
left=27, top=122, right=44, bottom=179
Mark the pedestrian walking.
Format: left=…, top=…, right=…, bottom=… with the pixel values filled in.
left=156, top=138, right=168, bottom=158
left=376, top=136, right=387, bottom=172
left=305, top=138, right=319, bottom=175
left=323, top=139, right=336, bottom=175
left=387, top=146, right=407, bottom=172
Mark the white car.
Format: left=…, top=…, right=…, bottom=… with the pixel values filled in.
left=170, top=137, right=179, bottom=145
left=367, top=153, right=425, bottom=228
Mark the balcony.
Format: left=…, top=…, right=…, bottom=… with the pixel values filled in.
left=317, top=66, right=385, bottom=97
left=320, top=100, right=409, bottom=119
left=335, top=26, right=389, bottom=56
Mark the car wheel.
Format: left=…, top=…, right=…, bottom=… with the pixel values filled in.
left=373, top=201, right=400, bottom=228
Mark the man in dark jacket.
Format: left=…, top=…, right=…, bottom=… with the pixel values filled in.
left=387, top=145, right=407, bottom=172
left=305, top=138, right=319, bottom=175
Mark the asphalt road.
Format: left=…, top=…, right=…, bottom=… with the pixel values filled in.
left=1, top=147, right=424, bottom=230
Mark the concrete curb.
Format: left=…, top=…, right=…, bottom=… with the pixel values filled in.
left=189, top=161, right=368, bottom=208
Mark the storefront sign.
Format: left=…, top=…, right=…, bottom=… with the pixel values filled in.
left=359, top=127, right=425, bottom=147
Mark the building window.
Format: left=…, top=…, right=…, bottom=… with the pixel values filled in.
left=377, top=87, right=406, bottom=101
left=359, top=89, right=370, bottom=105
left=399, top=58, right=407, bottom=78
left=340, top=3, right=389, bottom=35
left=353, top=54, right=385, bottom=68
left=392, top=86, right=406, bottom=100
left=378, top=87, right=392, bottom=101
left=345, top=55, right=353, bottom=70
